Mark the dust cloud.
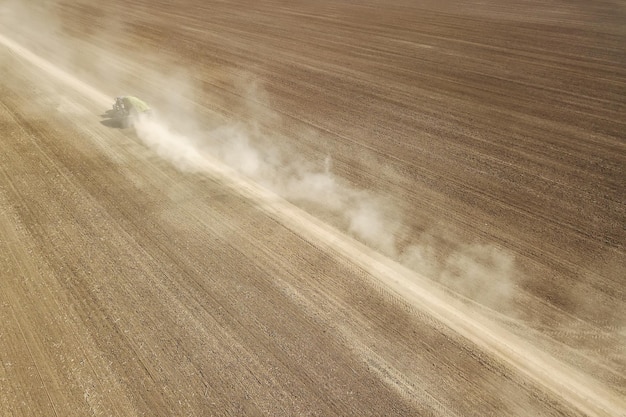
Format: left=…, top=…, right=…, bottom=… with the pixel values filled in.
left=132, top=75, right=517, bottom=312
left=1, top=0, right=517, bottom=312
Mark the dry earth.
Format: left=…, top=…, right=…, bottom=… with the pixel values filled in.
left=0, top=1, right=624, bottom=416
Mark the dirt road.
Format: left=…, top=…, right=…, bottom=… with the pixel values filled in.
left=0, top=1, right=624, bottom=416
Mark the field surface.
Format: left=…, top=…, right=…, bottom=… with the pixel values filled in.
left=0, top=1, right=624, bottom=416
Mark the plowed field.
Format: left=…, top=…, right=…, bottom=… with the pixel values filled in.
left=0, top=1, right=624, bottom=416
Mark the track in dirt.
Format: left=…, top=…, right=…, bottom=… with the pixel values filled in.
left=1, top=1, right=625, bottom=416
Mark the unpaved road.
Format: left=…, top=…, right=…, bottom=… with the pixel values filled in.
left=0, top=1, right=625, bottom=416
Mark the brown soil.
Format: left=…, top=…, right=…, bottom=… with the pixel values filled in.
left=0, top=1, right=624, bottom=416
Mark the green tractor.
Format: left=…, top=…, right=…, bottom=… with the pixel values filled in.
left=111, top=95, right=152, bottom=127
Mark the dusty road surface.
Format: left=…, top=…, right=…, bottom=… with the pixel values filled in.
left=1, top=1, right=625, bottom=416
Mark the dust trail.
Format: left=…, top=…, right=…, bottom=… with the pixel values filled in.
left=0, top=0, right=516, bottom=311
left=153, top=81, right=515, bottom=310
left=0, top=33, right=623, bottom=417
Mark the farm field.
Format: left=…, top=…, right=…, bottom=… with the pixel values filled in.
left=0, top=1, right=624, bottom=415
